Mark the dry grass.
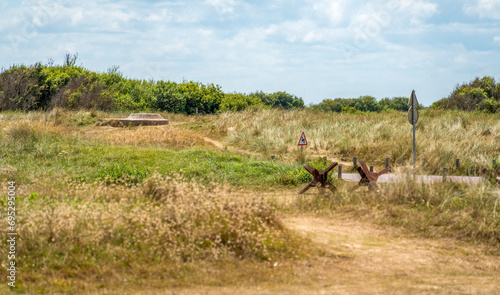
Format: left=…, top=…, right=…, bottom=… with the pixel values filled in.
left=85, top=125, right=208, bottom=148
left=0, top=119, right=72, bottom=135
left=0, top=108, right=192, bottom=127
left=0, top=174, right=302, bottom=293
left=210, top=109, right=500, bottom=174
left=0, top=112, right=208, bottom=154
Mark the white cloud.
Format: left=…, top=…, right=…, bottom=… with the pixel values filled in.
left=494, top=36, right=500, bottom=44
left=408, top=1, right=439, bottom=23
left=70, top=7, right=83, bottom=25
left=206, top=0, right=237, bottom=17
left=259, top=19, right=349, bottom=45
left=464, top=0, right=500, bottom=19
left=351, top=0, right=438, bottom=27
left=309, top=0, right=347, bottom=25
left=267, top=20, right=317, bottom=42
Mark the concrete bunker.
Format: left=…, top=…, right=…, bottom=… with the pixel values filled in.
left=99, top=113, right=169, bottom=127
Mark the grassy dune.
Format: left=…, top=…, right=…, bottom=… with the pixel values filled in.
left=205, top=109, right=500, bottom=174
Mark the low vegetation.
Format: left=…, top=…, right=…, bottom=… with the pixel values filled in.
left=0, top=70, right=500, bottom=294
left=311, top=95, right=415, bottom=113
left=1, top=174, right=301, bottom=293
left=433, top=76, right=500, bottom=113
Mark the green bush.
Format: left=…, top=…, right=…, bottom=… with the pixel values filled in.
left=341, top=105, right=361, bottom=114
left=251, top=91, right=304, bottom=109
left=219, top=93, right=263, bottom=112
left=433, top=76, right=500, bottom=113
left=50, top=73, right=114, bottom=110
left=0, top=63, right=45, bottom=111
left=153, top=81, right=186, bottom=113
left=378, top=96, right=408, bottom=111
left=477, top=98, right=500, bottom=113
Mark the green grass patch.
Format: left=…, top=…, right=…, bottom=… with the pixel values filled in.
left=0, top=124, right=300, bottom=188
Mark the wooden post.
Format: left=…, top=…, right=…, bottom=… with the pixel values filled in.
left=196, top=108, right=198, bottom=116
left=421, top=158, right=425, bottom=168
left=370, top=166, right=374, bottom=172
left=271, top=156, right=275, bottom=160
left=385, top=158, right=389, bottom=168
left=353, top=157, right=357, bottom=167
left=455, top=159, right=460, bottom=168
left=442, top=167, right=447, bottom=182
left=338, top=165, right=342, bottom=179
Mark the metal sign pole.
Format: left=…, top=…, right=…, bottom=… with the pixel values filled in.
left=413, top=95, right=416, bottom=169
left=408, top=90, right=418, bottom=169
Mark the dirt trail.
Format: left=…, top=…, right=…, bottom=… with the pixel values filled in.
left=200, top=134, right=264, bottom=158
left=283, top=216, right=500, bottom=294
left=153, top=216, right=500, bottom=295
left=201, top=136, right=224, bottom=149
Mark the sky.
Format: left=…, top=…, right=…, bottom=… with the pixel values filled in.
left=1, top=0, right=500, bottom=106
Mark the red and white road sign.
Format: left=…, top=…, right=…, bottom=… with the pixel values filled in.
left=298, top=132, right=308, bottom=146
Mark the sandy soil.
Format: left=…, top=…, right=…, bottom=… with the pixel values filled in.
left=127, top=215, right=500, bottom=295
left=282, top=216, right=500, bottom=294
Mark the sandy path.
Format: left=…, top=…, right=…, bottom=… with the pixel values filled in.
left=283, top=216, right=500, bottom=294
left=130, top=215, right=500, bottom=295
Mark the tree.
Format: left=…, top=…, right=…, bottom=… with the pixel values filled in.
left=378, top=96, right=408, bottom=111
left=252, top=91, right=304, bottom=109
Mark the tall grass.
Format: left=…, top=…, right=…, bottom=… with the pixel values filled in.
left=210, top=109, right=500, bottom=174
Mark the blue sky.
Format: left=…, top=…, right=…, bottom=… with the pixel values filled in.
left=1, top=0, right=500, bottom=106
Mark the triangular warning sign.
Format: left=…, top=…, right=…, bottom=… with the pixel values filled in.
left=298, top=132, right=308, bottom=146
